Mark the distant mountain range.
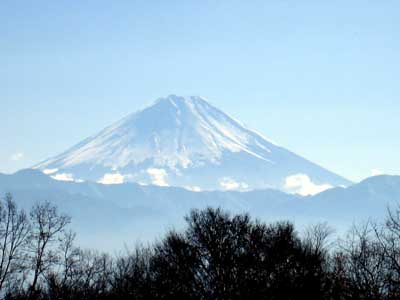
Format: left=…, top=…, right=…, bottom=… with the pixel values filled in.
left=0, top=169, right=398, bottom=250
left=33, top=95, right=351, bottom=194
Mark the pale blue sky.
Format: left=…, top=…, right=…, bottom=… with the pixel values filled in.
left=1, top=1, right=399, bottom=182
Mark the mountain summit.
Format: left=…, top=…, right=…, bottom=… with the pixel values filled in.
left=34, top=95, right=350, bottom=194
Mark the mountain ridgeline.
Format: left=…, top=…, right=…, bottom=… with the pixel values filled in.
left=0, top=169, right=398, bottom=250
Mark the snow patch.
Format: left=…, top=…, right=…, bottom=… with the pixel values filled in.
left=284, top=174, right=332, bottom=196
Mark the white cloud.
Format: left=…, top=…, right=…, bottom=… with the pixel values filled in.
left=147, top=168, right=169, bottom=187
left=50, top=172, right=84, bottom=183
left=10, top=152, right=24, bottom=161
left=185, top=186, right=202, bottom=192
left=98, top=173, right=125, bottom=185
left=43, top=168, right=59, bottom=175
left=284, top=174, right=333, bottom=196
left=51, top=173, right=75, bottom=182
left=219, top=177, right=249, bottom=191
left=371, top=169, right=384, bottom=176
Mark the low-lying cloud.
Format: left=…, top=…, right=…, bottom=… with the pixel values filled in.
left=98, top=173, right=125, bottom=184
left=51, top=173, right=83, bottom=183
left=185, top=186, right=202, bottom=192
left=371, top=169, right=384, bottom=177
left=147, top=168, right=169, bottom=187
left=219, top=177, right=249, bottom=191
left=284, top=174, right=333, bottom=196
left=43, top=168, right=59, bottom=175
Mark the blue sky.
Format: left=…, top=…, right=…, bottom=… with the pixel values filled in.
left=1, top=0, right=399, bottom=182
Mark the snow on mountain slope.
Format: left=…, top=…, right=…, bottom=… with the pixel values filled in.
left=33, top=95, right=351, bottom=193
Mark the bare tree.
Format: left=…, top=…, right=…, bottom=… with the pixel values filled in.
left=340, top=222, right=388, bottom=300
left=69, top=249, right=113, bottom=298
left=371, top=205, right=400, bottom=297
left=44, top=230, right=80, bottom=293
left=110, top=246, right=152, bottom=299
left=28, top=201, right=71, bottom=294
left=0, top=193, right=30, bottom=292
left=58, top=230, right=80, bottom=287
left=304, top=222, right=334, bottom=256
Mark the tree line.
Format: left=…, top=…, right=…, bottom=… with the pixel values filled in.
left=0, top=192, right=399, bottom=300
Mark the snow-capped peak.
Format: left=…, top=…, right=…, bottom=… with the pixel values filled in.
left=34, top=95, right=351, bottom=191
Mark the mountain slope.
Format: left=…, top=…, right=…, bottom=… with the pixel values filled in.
left=33, top=95, right=350, bottom=193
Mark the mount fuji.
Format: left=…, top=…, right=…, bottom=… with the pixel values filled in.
left=33, top=95, right=351, bottom=194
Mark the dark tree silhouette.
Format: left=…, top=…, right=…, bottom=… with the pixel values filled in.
left=28, top=201, right=71, bottom=296
left=0, top=194, right=30, bottom=292
left=2, top=194, right=400, bottom=300
left=150, top=208, right=330, bottom=300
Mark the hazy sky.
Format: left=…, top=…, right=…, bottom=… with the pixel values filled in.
left=1, top=1, right=399, bottom=182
